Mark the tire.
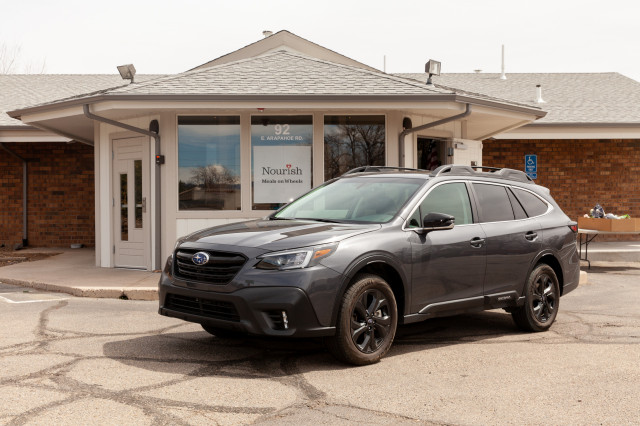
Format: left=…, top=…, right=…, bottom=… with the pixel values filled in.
left=326, top=274, right=398, bottom=365
left=201, top=324, right=243, bottom=338
left=512, top=264, right=560, bottom=332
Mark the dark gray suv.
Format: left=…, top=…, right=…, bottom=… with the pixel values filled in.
left=159, top=165, right=580, bottom=365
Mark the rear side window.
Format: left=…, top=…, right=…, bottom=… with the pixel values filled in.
left=408, top=182, right=473, bottom=227
left=507, top=188, right=528, bottom=220
left=513, top=188, right=549, bottom=217
left=473, top=183, right=515, bottom=223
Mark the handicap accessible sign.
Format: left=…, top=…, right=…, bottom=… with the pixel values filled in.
left=525, top=154, right=537, bottom=179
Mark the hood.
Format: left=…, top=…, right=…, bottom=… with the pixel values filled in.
left=182, top=219, right=380, bottom=251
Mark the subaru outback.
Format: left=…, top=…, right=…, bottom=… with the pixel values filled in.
left=159, top=165, right=580, bottom=365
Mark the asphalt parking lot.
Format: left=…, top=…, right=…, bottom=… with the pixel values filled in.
left=1, top=266, right=638, bottom=425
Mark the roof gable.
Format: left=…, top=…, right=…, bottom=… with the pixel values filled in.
left=101, top=50, right=454, bottom=96
left=189, top=30, right=379, bottom=72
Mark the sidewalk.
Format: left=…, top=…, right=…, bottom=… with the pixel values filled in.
left=0, top=248, right=158, bottom=300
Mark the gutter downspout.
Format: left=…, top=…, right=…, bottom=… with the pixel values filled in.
left=398, top=104, right=472, bottom=167
left=0, top=143, right=28, bottom=248
left=82, top=104, right=161, bottom=270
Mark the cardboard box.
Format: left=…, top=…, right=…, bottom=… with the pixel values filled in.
left=578, top=217, right=640, bottom=232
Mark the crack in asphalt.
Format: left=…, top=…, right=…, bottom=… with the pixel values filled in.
left=0, top=299, right=422, bottom=425
left=1, top=280, right=638, bottom=425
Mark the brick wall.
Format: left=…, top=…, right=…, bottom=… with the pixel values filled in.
left=0, top=142, right=94, bottom=248
left=483, top=138, right=640, bottom=241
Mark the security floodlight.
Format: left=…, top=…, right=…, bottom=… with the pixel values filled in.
left=425, top=59, right=441, bottom=86
left=117, top=64, right=136, bottom=83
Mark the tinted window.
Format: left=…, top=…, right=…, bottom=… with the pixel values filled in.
left=513, top=188, right=549, bottom=217
left=408, top=182, right=473, bottom=227
left=507, top=187, right=528, bottom=220
left=473, top=183, right=515, bottom=223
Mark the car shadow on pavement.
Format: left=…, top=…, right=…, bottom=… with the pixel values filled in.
left=103, top=310, right=522, bottom=375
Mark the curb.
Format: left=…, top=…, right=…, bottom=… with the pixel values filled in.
left=0, top=278, right=158, bottom=301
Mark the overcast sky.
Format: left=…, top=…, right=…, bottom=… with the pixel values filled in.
left=2, top=0, right=639, bottom=81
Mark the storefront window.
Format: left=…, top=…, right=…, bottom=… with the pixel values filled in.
left=178, top=116, right=241, bottom=210
left=324, top=115, right=385, bottom=180
left=251, top=115, right=313, bottom=210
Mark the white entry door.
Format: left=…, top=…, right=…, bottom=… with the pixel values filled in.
left=112, top=137, right=150, bottom=269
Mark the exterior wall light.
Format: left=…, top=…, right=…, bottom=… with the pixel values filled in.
left=117, top=64, right=136, bottom=83
left=425, top=60, right=441, bottom=86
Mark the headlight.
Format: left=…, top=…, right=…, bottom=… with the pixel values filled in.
left=255, top=243, right=338, bottom=270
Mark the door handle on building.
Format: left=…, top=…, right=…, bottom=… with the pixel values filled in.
left=142, top=197, right=146, bottom=213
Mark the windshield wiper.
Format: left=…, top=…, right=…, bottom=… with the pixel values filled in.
left=296, top=218, right=342, bottom=223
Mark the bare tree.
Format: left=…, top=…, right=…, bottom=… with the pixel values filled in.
left=324, top=123, right=385, bottom=179
left=0, top=42, right=46, bottom=74
left=190, top=164, right=238, bottom=187
left=0, top=43, right=21, bottom=74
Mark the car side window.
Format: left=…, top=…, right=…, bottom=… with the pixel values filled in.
left=408, top=182, right=473, bottom=227
left=513, top=188, right=549, bottom=217
left=507, top=187, right=528, bottom=220
left=473, top=183, right=515, bottom=223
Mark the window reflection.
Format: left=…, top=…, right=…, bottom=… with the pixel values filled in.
left=178, top=116, right=241, bottom=210
left=324, top=115, right=385, bottom=180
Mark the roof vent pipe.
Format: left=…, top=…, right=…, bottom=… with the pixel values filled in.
left=535, top=84, right=546, bottom=103
left=500, top=45, right=507, bottom=80
left=262, top=30, right=273, bottom=38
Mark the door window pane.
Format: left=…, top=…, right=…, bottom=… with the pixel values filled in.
left=473, top=183, right=515, bottom=223
left=178, top=116, right=241, bottom=210
left=251, top=115, right=312, bottom=210
left=408, top=182, right=473, bottom=227
left=324, top=115, right=385, bottom=180
left=134, top=160, right=142, bottom=228
left=120, top=173, right=128, bottom=241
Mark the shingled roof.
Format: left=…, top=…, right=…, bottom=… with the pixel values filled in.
left=7, top=51, right=542, bottom=121
left=0, top=74, right=162, bottom=127
left=398, top=72, right=640, bottom=125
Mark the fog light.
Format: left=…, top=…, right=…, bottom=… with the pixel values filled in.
left=281, top=311, right=289, bottom=330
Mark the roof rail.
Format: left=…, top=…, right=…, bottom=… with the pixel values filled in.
left=341, top=166, right=426, bottom=176
left=430, top=164, right=533, bottom=183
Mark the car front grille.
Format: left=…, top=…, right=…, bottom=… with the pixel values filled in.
left=174, top=249, right=246, bottom=284
left=164, top=293, right=240, bottom=322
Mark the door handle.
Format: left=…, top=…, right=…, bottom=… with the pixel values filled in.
left=525, top=231, right=538, bottom=241
left=470, top=237, right=485, bottom=248
left=142, top=197, right=146, bottom=213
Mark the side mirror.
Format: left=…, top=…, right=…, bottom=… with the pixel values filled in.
left=416, top=212, right=455, bottom=233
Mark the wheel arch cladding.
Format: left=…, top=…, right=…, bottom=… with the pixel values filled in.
left=537, top=255, right=564, bottom=294
left=335, top=261, right=406, bottom=325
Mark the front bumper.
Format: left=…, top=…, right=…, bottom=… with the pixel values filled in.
left=158, top=272, right=336, bottom=337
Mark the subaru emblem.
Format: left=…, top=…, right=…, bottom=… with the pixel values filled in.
left=192, top=251, right=209, bottom=266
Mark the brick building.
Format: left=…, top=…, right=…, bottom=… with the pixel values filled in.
left=2, top=31, right=639, bottom=267
left=398, top=73, right=640, bottom=239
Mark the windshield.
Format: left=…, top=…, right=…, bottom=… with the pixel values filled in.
left=274, top=177, right=425, bottom=223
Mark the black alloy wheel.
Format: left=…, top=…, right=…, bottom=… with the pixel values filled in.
left=350, top=288, right=393, bottom=353
left=512, top=264, right=560, bottom=332
left=326, top=274, right=398, bottom=365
